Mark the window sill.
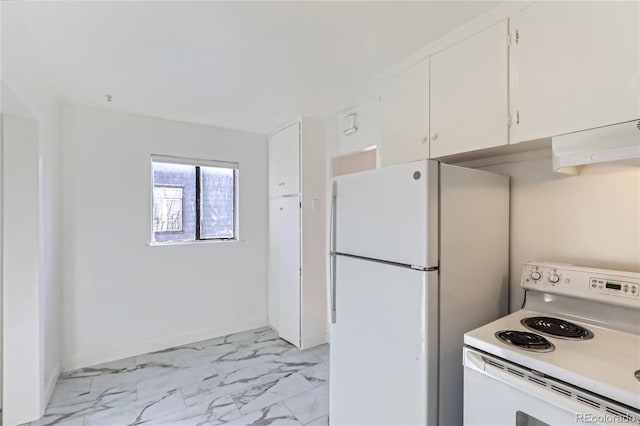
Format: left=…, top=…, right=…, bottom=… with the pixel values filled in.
left=147, top=239, right=241, bottom=247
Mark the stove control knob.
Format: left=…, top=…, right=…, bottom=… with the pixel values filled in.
left=549, top=273, right=560, bottom=284
left=530, top=271, right=542, bottom=281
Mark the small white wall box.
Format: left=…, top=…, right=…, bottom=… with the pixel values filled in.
left=342, top=113, right=358, bottom=136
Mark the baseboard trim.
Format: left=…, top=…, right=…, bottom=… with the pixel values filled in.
left=43, top=363, right=60, bottom=411
left=301, top=331, right=328, bottom=350
left=62, top=317, right=268, bottom=371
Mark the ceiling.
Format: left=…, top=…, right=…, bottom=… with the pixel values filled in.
left=11, top=1, right=498, bottom=134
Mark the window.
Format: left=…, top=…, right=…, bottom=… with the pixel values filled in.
left=151, top=156, right=238, bottom=243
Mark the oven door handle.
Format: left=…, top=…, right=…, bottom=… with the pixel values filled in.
left=463, top=347, right=486, bottom=373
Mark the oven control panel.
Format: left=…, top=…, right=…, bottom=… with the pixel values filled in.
left=589, top=277, right=638, bottom=296
left=521, top=261, right=640, bottom=308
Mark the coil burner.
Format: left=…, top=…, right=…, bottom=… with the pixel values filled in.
left=495, top=330, right=555, bottom=353
left=521, top=316, right=594, bottom=340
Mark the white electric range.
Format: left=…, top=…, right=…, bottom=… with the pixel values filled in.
left=464, top=261, right=640, bottom=425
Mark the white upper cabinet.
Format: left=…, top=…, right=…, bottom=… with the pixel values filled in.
left=379, top=59, right=430, bottom=167
left=269, top=122, right=300, bottom=196
left=430, top=20, right=509, bottom=158
left=510, top=1, right=640, bottom=143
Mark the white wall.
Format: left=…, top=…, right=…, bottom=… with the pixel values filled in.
left=300, top=118, right=328, bottom=348
left=61, top=105, right=268, bottom=370
left=481, top=157, right=640, bottom=311
left=2, top=2, right=63, bottom=424
left=2, top=116, right=41, bottom=423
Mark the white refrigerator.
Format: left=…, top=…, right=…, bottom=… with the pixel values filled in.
left=329, top=159, right=509, bottom=426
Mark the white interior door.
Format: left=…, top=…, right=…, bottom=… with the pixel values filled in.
left=2, top=115, right=41, bottom=423
left=329, top=255, right=438, bottom=425
left=268, top=122, right=300, bottom=197
left=276, top=196, right=301, bottom=347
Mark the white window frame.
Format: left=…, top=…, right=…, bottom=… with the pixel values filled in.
left=150, top=155, right=239, bottom=244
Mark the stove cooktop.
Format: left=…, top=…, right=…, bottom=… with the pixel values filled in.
left=464, top=309, right=640, bottom=410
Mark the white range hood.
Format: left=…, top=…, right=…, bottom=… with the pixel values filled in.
left=552, top=120, right=640, bottom=174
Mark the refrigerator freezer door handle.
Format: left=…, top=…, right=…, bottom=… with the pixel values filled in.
left=330, top=181, right=337, bottom=253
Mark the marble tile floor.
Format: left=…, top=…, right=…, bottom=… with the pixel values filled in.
left=26, top=327, right=329, bottom=426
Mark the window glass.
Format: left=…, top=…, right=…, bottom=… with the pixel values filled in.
left=153, top=186, right=184, bottom=232
left=200, top=166, right=235, bottom=239
left=152, top=162, right=196, bottom=243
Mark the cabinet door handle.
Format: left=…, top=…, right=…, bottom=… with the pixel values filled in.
left=430, top=132, right=438, bottom=142
left=421, top=136, right=428, bottom=144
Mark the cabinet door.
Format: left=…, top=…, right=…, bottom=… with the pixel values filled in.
left=430, top=20, right=509, bottom=157
left=269, top=122, right=300, bottom=196
left=379, top=59, right=430, bottom=167
left=271, top=197, right=301, bottom=347
left=510, top=1, right=640, bottom=143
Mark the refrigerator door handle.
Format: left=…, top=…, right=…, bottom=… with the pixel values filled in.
left=330, top=254, right=337, bottom=324
left=330, top=180, right=337, bottom=253
left=330, top=181, right=337, bottom=324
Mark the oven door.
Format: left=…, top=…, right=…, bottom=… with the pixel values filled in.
left=463, top=347, right=639, bottom=426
